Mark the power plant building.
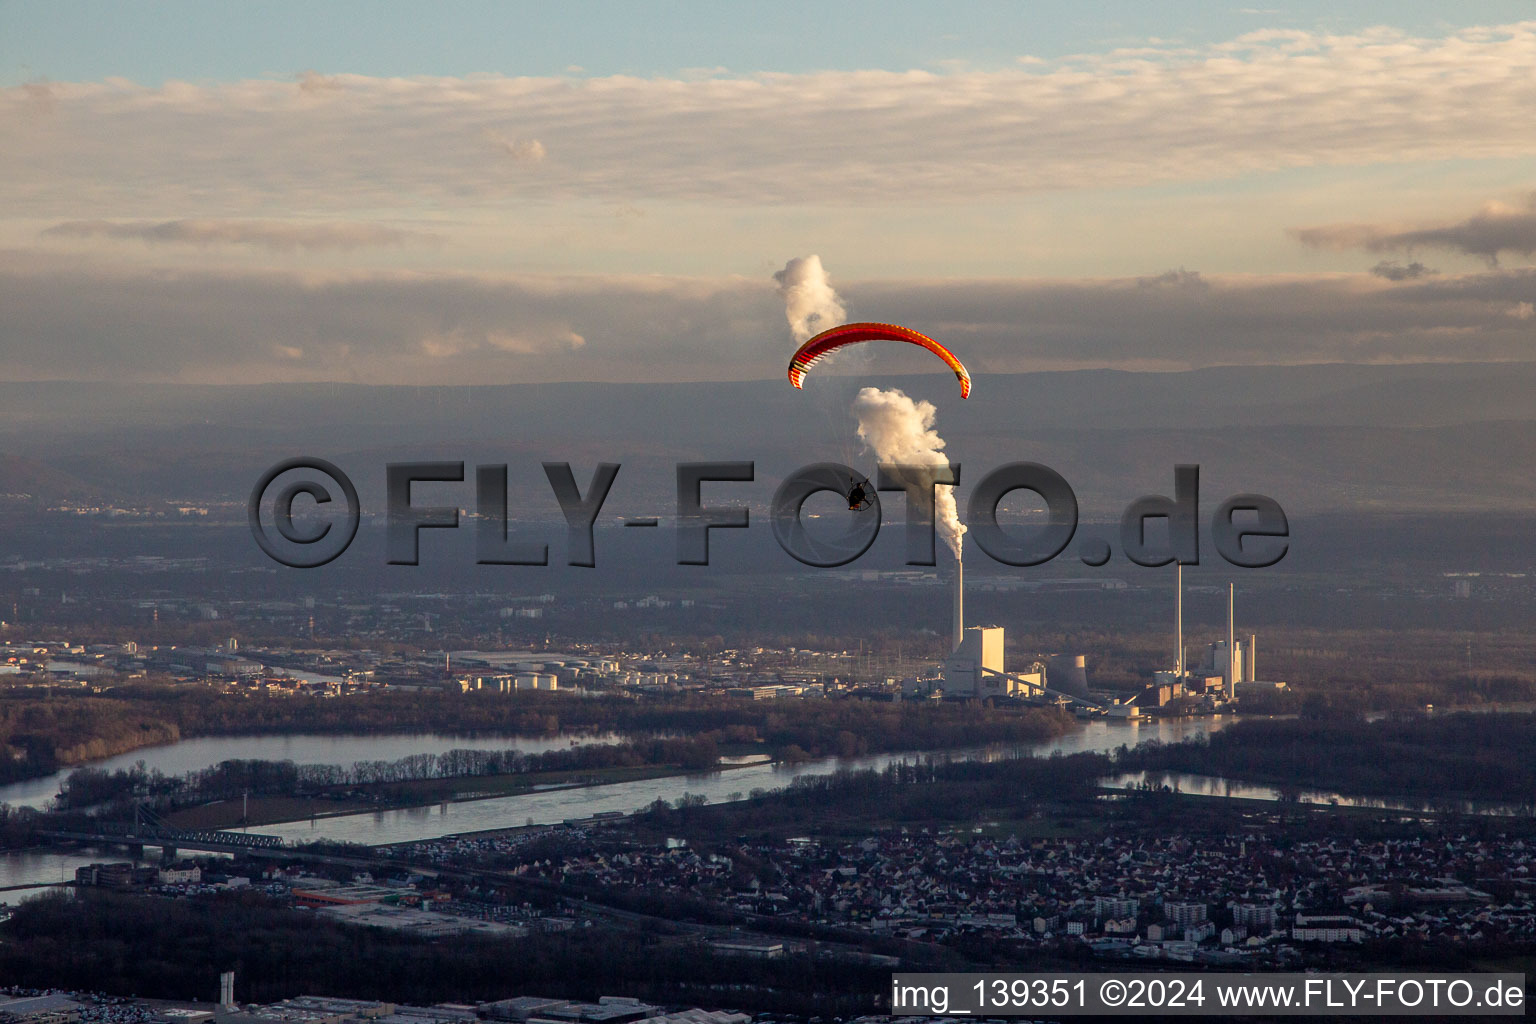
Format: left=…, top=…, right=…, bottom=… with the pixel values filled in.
left=1139, top=577, right=1289, bottom=709
left=942, top=626, right=1005, bottom=698
left=941, top=626, right=1049, bottom=699
left=1200, top=638, right=1251, bottom=688
left=1046, top=654, right=1092, bottom=700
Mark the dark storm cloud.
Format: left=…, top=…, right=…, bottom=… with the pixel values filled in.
left=0, top=256, right=777, bottom=384
left=854, top=271, right=1536, bottom=371
left=3, top=255, right=1535, bottom=384
left=1294, top=194, right=1536, bottom=265
left=1370, top=261, right=1438, bottom=282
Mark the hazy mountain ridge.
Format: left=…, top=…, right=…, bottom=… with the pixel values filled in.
left=1, top=362, right=1534, bottom=512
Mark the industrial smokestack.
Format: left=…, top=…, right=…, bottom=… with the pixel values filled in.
left=852, top=387, right=965, bottom=558
left=953, top=539, right=964, bottom=651
left=1227, top=583, right=1236, bottom=698
left=1175, top=563, right=1184, bottom=677
left=1247, top=634, right=1257, bottom=682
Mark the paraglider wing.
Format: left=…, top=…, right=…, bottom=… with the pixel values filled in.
left=787, top=322, right=971, bottom=398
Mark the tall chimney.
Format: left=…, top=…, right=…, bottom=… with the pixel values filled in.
left=1226, top=583, right=1235, bottom=698
left=1247, top=634, right=1257, bottom=682
left=952, top=538, right=964, bottom=652
left=1175, top=562, right=1184, bottom=677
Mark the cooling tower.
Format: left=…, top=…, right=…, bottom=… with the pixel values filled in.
left=1047, top=654, right=1091, bottom=699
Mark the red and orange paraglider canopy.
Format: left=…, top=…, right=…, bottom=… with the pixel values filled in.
left=787, top=322, right=971, bottom=398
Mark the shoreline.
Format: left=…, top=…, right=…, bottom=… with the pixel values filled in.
left=243, top=725, right=1077, bottom=831
left=169, top=758, right=780, bottom=829
left=29, top=704, right=1534, bottom=836
left=0, top=704, right=1083, bottom=799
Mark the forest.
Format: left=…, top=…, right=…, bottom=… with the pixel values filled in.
left=1123, top=711, right=1536, bottom=803
left=625, top=745, right=1536, bottom=848
left=0, top=695, right=180, bottom=783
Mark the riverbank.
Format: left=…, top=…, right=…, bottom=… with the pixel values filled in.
left=162, top=759, right=774, bottom=829
left=1119, top=710, right=1536, bottom=806
left=1, top=715, right=1235, bottom=891
left=1, top=688, right=1077, bottom=806
left=0, top=730, right=644, bottom=811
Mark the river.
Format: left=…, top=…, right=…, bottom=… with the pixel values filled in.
left=261, top=715, right=1234, bottom=846
left=1104, top=769, right=1536, bottom=817
left=0, top=715, right=1236, bottom=891
left=0, top=731, right=632, bottom=810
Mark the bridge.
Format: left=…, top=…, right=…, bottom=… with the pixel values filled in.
left=40, top=804, right=283, bottom=858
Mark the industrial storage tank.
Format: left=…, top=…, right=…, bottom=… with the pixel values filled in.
left=1046, top=654, right=1091, bottom=699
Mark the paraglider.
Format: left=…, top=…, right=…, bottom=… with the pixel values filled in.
left=787, top=321, right=971, bottom=398
left=845, top=476, right=873, bottom=511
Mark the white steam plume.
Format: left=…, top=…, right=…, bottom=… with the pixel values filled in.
left=774, top=254, right=847, bottom=343
left=852, top=386, right=965, bottom=558
left=775, top=255, right=965, bottom=557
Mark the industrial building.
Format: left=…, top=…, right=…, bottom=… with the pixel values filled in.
left=1046, top=654, right=1092, bottom=700
left=0, top=994, right=82, bottom=1024
left=935, top=545, right=1283, bottom=714
left=455, top=672, right=559, bottom=693
left=1138, top=571, right=1286, bottom=712
left=941, top=625, right=1065, bottom=701
left=938, top=542, right=1095, bottom=706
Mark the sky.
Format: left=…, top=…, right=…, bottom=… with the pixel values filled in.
left=2, top=2, right=1535, bottom=385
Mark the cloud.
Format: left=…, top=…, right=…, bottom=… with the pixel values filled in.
left=1136, top=268, right=1208, bottom=291
left=1294, top=194, right=1536, bottom=265
left=0, top=255, right=771, bottom=384
left=3, top=254, right=1536, bottom=384
left=40, top=219, right=440, bottom=251
left=1370, top=260, right=1438, bottom=281
left=497, top=137, right=547, bottom=163
left=296, top=70, right=344, bottom=94
left=5, top=22, right=1536, bottom=211
left=850, top=271, right=1536, bottom=370
left=20, top=79, right=56, bottom=115
left=484, top=328, right=585, bottom=354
